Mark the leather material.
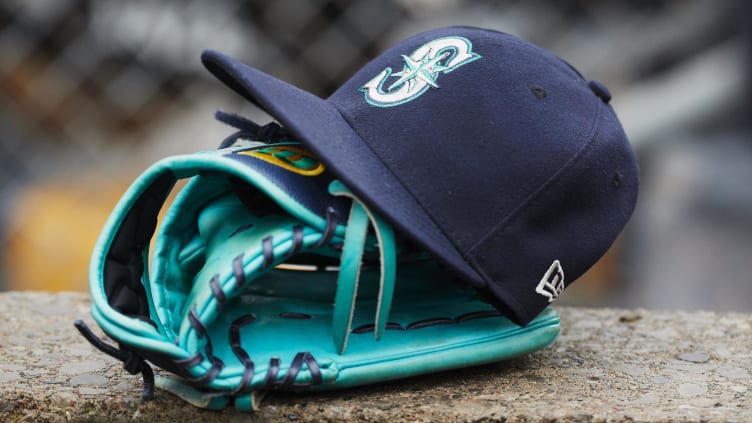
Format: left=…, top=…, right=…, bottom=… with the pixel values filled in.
left=86, top=145, right=560, bottom=410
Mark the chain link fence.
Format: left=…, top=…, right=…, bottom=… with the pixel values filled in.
left=1, top=0, right=749, bottom=309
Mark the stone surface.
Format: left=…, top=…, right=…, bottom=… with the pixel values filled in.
left=0, top=291, right=751, bottom=422
left=678, top=351, right=711, bottom=363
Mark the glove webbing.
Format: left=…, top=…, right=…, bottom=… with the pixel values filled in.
left=178, top=179, right=396, bottom=395
left=190, top=179, right=396, bottom=357
left=82, top=174, right=396, bottom=399
left=77, top=112, right=399, bottom=398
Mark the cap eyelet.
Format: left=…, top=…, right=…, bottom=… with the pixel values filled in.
left=613, top=171, right=623, bottom=188
left=531, top=85, right=547, bottom=100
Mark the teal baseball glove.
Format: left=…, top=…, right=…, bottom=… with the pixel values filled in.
left=75, top=112, right=560, bottom=411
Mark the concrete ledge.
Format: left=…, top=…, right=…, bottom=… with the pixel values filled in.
left=0, top=292, right=749, bottom=422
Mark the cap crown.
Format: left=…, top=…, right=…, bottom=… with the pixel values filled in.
left=331, top=27, right=593, bottom=256
left=201, top=26, right=639, bottom=325
left=328, top=27, right=638, bottom=322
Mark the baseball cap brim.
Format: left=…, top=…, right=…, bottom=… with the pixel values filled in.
left=201, top=50, right=486, bottom=292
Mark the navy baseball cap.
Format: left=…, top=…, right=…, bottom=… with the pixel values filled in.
left=201, top=26, right=639, bottom=326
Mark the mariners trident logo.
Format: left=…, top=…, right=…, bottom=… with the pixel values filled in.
left=360, top=36, right=481, bottom=107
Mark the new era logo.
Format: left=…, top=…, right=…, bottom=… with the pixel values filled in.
left=536, top=260, right=565, bottom=303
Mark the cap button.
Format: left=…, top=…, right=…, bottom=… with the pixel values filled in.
left=588, top=80, right=612, bottom=103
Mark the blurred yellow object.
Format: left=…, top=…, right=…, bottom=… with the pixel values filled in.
left=4, top=177, right=132, bottom=291
left=2, top=175, right=621, bottom=299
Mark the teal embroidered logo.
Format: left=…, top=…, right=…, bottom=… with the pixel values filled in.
left=359, top=36, right=481, bottom=107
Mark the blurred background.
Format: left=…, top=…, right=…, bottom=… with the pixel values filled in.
left=0, top=0, right=750, bottom=311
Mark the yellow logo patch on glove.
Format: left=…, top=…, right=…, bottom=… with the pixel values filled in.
left=237, top=145, right=325, bottom=176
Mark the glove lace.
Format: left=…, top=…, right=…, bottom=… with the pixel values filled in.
left=215, top=110, right=290, bottom=148
left=192, top=210, right=339, bottom=392
left=74, top=320, right=155, bottom=400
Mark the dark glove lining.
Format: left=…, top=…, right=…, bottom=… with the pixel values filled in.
left=104, top=171, right=176, bottom=319
left=78, top=172, right=179, bottom=401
